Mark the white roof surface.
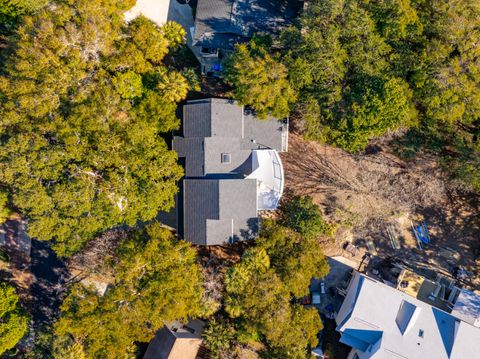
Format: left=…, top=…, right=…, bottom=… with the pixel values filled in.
left=336, top=272, right=480, bottom=359
left=124, top=0, right=171, bottom=26
left=246, top=150, right=284, bottom=210
left=451, top=288, right=480, bottom=327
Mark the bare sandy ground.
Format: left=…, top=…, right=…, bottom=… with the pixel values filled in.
left=281, top=134, right=480, bottom=287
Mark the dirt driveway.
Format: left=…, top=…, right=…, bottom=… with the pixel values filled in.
left=281, top=134, right=480, bottom=288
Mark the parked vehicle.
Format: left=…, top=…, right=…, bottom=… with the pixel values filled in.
left=312, top=291, right=321, bottom=305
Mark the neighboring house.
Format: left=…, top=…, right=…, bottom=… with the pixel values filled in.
left=336, top=272, right=480, bottom=359
left=191, top=0, right=303, bottom=74
left=144, top=320, right=205, bottom=359
left=170, top=98, right=288, bottom=245
left=395, top=268, right=480, bottom=328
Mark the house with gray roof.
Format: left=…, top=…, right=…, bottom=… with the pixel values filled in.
left=191, top=0, right=303, bottom=74
left=143, top=320, right=205, bottom=359
left=171, top=98, right=288, bottom=246
left=336, top=272, right=480, bottom=359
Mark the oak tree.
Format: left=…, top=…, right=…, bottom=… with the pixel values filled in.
left=54, top=224, right=206, bottom=358
left=0, top=1, right=187, bottom=255
left=0, top=282, right=29, bottom=355
left=224, top=40, right=296, bottom=119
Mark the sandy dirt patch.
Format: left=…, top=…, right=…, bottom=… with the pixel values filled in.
left=281, top=134, right=480, bottom=287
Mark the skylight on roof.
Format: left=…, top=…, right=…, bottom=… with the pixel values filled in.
left=221, top=153, right=231, bottom=164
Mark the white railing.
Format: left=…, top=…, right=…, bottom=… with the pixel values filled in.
left=271, top=150, right=284, bottom=201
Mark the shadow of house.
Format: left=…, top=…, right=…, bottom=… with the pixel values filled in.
left=237, top=217, right=260, bottom=243
left=432, top=307, right=458, bottom=358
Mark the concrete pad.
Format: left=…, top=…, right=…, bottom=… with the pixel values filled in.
left=311, top=256, right=356, bottom=313
left=125, top=0, right=171, bottom=26
left=330, top=255, right=358, bottom=269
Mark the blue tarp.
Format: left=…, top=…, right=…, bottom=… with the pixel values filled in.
left=417, top=224, right=430, bottom=244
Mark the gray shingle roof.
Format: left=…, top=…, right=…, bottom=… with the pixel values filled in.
left=193, top=0, right=303, bottom=49
left=219, top=179, right=258, bottom=240
left=183, top=100, right=211, bottom=137
left=183, top=179, right=219, bottom=245
left=206, top=219, right=233, bottom=245
left=173, top=137, right=204, bottom=177
left=174, top=98, right=287, bottom=177
left=210, top=99, right=243, bottom=136
left=143, top=327, right=177, bottom=359
left=173, top=98, right=287, bottom=245
left=204, top=137, right=251, bottom=175
left=243, top=112, right=286, bottom=151
left=182, top=98, right=244, bottom=137
left=183, top=178, right=257, bottom=245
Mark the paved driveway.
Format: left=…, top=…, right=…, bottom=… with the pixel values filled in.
left=125, top=0, right=171, bottom=25
left=125, top=0, right=203, bottom=66
left=167, top=0, right=199, bottom=54
left=124, top=0, right=197, bottom=55
left=168, top=0, right=218, bottom=71
left=310, top=256, right=356, bottom=314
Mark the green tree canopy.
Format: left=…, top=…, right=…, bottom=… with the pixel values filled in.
left=223, top=218, right=329, bottom=357
left=0, top=1, right=188, bottom=255
left=257, top=220, right=330, bottom=297
left=0, top=0, right=47, bottom=33
left=280, top=0, right=479, bottom=189
left=282, top=195, right=336, bottom=239
left=0, top=189, right=11, bottom=224
left=280, top=0, right=420, bottom=151
left=0, top=282, right=29, bottom=355
left=443, top=132, right=480, bottom=193
left=331, top=77, right=417, bottom=152
left=224, top=246, right=322, bottom=357
left=54, top=224, right=205, bottom=358
left=224, top=40, right=296, bottom=119
left=397, top=0, right=480, bottom=191
left=202, top=318, right=236, bottom=359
